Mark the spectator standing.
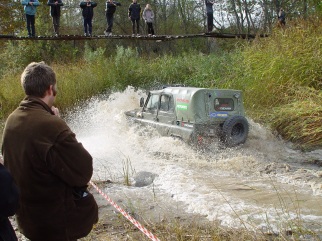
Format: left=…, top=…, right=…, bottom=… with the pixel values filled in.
left=1, top=62, right=98, bottom=241
left=47, top=0, right=64, bottom=36
left=21, top=0, right=40, bottom=37
left=205, top=0, right=214, bottom=32
left=142, top=4, right=155, bottom=36
left=104, top=0, right=121, bottom=36
left=0, top=157, right=19, bottom=241
left=80, top=0, right=97, bottom=36
left=278, top=8, right=286, bottom=27
left=128, top=0, right=141, bottom=36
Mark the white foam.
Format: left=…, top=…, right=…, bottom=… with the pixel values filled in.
left=66, top=86, right=322, bottom=234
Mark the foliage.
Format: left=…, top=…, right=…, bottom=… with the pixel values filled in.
left=1, top=0, right=322, bottom=39
left=0, top=1, right=24, bottom=35
left=269, top=98, right=322, bottom=150
left=1, top=18, right=322, bottom=150
left=219, top=18, right=322, bottom=149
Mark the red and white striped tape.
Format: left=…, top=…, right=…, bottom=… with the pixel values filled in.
left=89, top=181, right=161, bottom=241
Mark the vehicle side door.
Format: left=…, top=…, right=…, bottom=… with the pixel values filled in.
left=155, top=94, right=177, bottom=136
left=142, top=93, right=160, bottom=124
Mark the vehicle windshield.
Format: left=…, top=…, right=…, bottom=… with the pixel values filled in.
left=146, top=94, right=159, bottom=110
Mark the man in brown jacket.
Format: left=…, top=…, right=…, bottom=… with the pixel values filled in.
left=1, top=62, right=98, bottom=241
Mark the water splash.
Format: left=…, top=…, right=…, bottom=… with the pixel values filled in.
left=66, top=86, right=322, bottom=235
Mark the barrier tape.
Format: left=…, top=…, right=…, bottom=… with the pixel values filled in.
left=89, top=181, right=161, bottom=241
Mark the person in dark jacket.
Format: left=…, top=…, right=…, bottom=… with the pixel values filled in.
left=1, top=62, right=98, bottom=241
left=47, top=0, right=64, bottom=36
left=128, top=0, right=141, bottom=36
left=0, top=157, right=19, bottom=241
left=80, top=0, right=97, bottom=36
left=205, top=0, right=214, bottom=32
left=104, top=0, right=121, bottom=36
left=278, top=8, right=286, bottom=27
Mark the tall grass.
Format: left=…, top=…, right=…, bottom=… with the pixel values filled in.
left=0, top=19, right=321, bottom=149
left=229, top=18, right=322, bottom=150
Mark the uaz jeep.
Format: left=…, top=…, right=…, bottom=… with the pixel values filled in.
left=125, top=86, right=249, bottom=147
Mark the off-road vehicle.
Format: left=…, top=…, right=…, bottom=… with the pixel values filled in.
left=125, top=86, right=249, bottom=147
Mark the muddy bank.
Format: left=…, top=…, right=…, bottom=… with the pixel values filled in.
left=5, top=87, right=322, bottom=240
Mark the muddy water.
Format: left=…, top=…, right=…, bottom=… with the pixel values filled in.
left=65, top=87, right=322, bottom=236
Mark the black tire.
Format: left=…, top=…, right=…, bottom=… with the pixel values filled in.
left=220, top=116, right=249, bottom=147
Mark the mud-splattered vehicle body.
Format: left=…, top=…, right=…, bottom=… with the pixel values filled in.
left=125, top=86, right=249, bottom=147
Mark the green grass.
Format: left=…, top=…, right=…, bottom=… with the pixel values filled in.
left=0, top=18, right=321, bottom=150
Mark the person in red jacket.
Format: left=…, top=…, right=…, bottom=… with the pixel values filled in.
left=2, top=62, right=98, bottom=241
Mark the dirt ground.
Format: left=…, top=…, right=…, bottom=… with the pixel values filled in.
left=11, top=182, right=210, bottom=241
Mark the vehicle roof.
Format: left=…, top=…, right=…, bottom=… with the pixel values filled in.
left=150, top=87, right=204, bottom=94
left=150, top=87, right=242, bottom=97
left=149, top=87, right=244, bottom=123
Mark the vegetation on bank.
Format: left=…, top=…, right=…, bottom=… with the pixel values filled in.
left=0, top=19, right=321, bottom=150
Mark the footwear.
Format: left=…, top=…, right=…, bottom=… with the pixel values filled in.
left=109, top=32, right=113, bottom=36
left=148, top=34, right=152, bottom=37
left=104, top=31, right=109, bottom=36
left=136, top=34, right=140, bottom=37
left=152, top=35, right=156, bottom=37
left=54, top=33, right=59, bottom=37
left=132, top=34, right=135, bottom=37
left=84, top=33, right=88, bottom=36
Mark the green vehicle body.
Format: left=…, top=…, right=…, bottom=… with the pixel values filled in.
left=125, top=87, right=249, bottom=147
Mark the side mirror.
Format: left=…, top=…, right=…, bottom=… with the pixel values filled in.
left=140, top=97, right=144, bottom=107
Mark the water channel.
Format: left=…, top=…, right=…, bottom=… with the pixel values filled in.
left=65, top=87, right=322, bottom=238
left=2, top=86, right=322, bottom=239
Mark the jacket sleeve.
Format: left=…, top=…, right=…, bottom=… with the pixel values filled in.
left=21, top=0, right=29, bottom=6
left=46, top=129, right=93, bottom=188
left=0, top=164, right=19, bottom=218
left=80, top=2, right=86, bottom=8
left=47, top=0, right=54, bottom=6
left=32, top=0, right=40, bottom=6
left=92, top=2, right=97, bottom=7
left=48, top=0, right=63, bottom=6
left=128, top=4, right=131, bottom=17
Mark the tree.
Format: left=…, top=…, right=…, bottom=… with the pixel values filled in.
left=0, top=0, right=24, bottom=35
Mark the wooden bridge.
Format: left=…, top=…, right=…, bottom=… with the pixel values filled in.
left=0, top=32, right=269, bottom=41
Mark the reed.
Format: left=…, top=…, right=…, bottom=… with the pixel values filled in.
left=0, top=19, right=321, bottom=149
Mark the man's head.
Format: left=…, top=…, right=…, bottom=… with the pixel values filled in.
left=21, top=62, right=57, bottom=106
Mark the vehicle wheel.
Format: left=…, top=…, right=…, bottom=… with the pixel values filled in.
left=220, top=116, right=249, bottom=147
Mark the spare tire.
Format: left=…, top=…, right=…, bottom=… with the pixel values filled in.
left=220, top=116, right=249, bottom=147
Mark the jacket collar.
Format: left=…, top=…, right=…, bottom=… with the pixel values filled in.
left=20, top=96, right=55, bottom=115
